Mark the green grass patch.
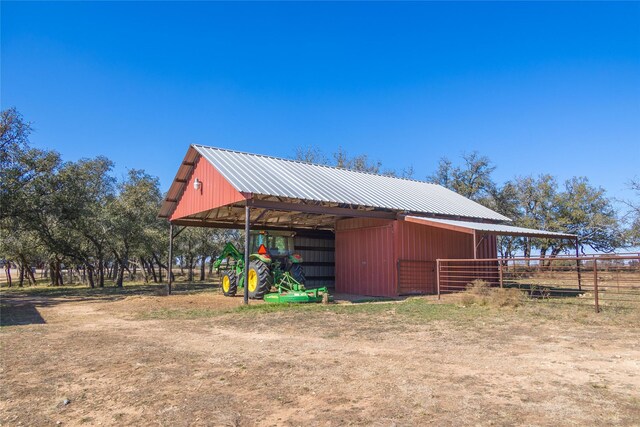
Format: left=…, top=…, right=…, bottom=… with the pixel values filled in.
left=138, top=297, right=491, bottom=324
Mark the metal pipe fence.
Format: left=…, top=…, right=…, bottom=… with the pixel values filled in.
left=436, top=255, right=640, bottom=312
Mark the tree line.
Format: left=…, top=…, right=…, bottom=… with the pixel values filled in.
left=1, top=108, right=638, bottom=287
left=294, top=147, right=639, bottom=259
left=0, top=108, right=234, bottom=287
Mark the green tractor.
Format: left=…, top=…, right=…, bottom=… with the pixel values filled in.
left=212, top=231, right=331, bottom=303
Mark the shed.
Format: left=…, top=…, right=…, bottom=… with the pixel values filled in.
left=160, top=145, right=574, bottom=299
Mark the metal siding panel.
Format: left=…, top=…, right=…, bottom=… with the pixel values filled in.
left=170, top=156, right=246, bottom=221
left=397, top=220, right=476, bottom=263
left=335, top=219, right=396, bottom=297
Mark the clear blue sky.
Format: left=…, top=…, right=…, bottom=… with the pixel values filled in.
left=2, top=2, right=639, bottom=204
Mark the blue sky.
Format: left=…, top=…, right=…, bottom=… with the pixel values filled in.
left=2, top=2, right=639, bottom=205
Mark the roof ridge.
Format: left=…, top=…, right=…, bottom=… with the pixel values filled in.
left=191, top=143, right=437, bottom=185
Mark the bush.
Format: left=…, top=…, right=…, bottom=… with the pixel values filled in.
left=461, top=280, right=524, bottom=308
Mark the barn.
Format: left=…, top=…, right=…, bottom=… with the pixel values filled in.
left=159, top=145, right=574, bottom=298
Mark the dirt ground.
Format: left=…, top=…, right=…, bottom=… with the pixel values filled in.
left=1, top=285, right=639, bottom=426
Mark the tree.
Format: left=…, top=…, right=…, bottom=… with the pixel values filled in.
left=294, top=145, right=329, bottom=165
left=484, top=182, right=521, bottom=259
left=61, top=157, right=116, bottom=287
left=427, top=152, right=496, bottom=202
left=0, top=108, right=65, bottom=285
left=553, top=177, right=621, bottom=254
left=108, top=170, right=163, bottom=287
left=333, top=146, right=383, bottom=173
left=513, top=175, right=558, bottom=259
left=622, top=178, right=640, bottom=247
left=293, top=145, right=413, bottom=177
left=1, top=107, right=170, bottom=288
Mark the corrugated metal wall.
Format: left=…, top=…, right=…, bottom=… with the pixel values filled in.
left=294, top=232, right=335, bottom=288
left=335, top=219, right=498, bottom=297
left=476, top=234, right=498, bottom=259
left=394, top=220, right=472, bottom=296
left=170, top=155, right=246, bottom=221
left=335, top=219, right=397, bottom=297
left=394, top=220, right=474, bottom=261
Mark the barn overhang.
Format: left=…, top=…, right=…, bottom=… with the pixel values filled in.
left=401, top=216, right=577, bottom=260
left=401, top=216, right=576, bottom=239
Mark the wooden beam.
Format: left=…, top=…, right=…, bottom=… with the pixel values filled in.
left=170, top=218, right=334, bottom=232
left=247, top=199, right=396, bottom=219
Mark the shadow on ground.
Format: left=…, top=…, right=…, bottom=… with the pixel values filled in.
left=0, top=281, right=221, bottom=327
left=1, top=300, right=46, bottom=326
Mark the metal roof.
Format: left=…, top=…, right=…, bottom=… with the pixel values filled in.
left=187, top=144, right=510, bottom=222
left=404, top=216, right=575, bottom=239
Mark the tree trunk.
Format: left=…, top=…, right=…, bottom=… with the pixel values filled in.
left=49, top=261, right=56, bottom=285
left=27, top=266, right=36, bottom=286
left=140, top=258, right=149, bottom=283
left=98, top=258, right=105, bottom=287
left=523, top=238, right=531, bottom=266
left=200, top=256, right=206, bottom=281
left=152, top=253, right=163, bottom=283
left=56, top=259, right=64, bottom=285
left=5, top=264, right=12, bottom=287
left=87, top=264, right=95, bottom=288
left=149, top=257, right=158, bottom=283
left=19, top=254, right=36, bottom=286
left=116, top=262, right=125, bottom=288
left=187, top=255, right=194, bottom=282
left=540, top=247, right=547, bottom=262
left=130, top=261, right=136, bottom=281
left=18, top=263, right=24, bottom=287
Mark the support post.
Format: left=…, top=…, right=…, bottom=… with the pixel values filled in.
left=593, top=258, right=599, bottom=313
left=473, top=231, right=478, bottom=259
left=436, top=259, right=441, bottom=300
left=575, top=238, right=582, bottom=291
left=499, top=261, right=503, bottom=288
left=167, top=223, right=173, bottom=295
left=243, top=205, right=250, bottom=305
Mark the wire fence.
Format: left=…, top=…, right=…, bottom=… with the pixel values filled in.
left=436, top=255, right=640, bottom=312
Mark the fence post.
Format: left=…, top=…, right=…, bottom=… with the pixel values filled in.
left=593, top=259, right=599, bottom=313
left=499, top=261, right=503, bottom=288
left=436, top=259, right=441, bottom=300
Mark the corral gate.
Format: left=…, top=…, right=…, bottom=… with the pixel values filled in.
left=397, top=260, right=437, bottom=295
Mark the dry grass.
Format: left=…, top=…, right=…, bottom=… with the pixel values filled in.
left=460, top=279, right=525, bottom=308
left=1, top=283, right=639, bottom=426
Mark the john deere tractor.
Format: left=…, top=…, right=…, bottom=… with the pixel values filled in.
left=212, top=231, right=330, bottom=303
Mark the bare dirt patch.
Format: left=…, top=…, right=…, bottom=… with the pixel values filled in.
left=1, top=287, right=639, bottom=426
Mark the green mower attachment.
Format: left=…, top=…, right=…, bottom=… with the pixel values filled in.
left=263, top=272, right=333, bottom=304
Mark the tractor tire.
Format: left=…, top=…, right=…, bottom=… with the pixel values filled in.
left=288, top=263, right=306, bottom=285
left=221, top=271, right=237, bottom=296
left=247, top=260, right=273, bottom=299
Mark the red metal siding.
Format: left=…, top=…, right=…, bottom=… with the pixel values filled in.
left=336, top=219, right=499, bottom=297
left=170, top=155, right=246, bottom=221
left=335, top=219, right=396, bottom=297
left=476, top=234, right=498, bottom=259
left=394, top=220, right=474, bottom=261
